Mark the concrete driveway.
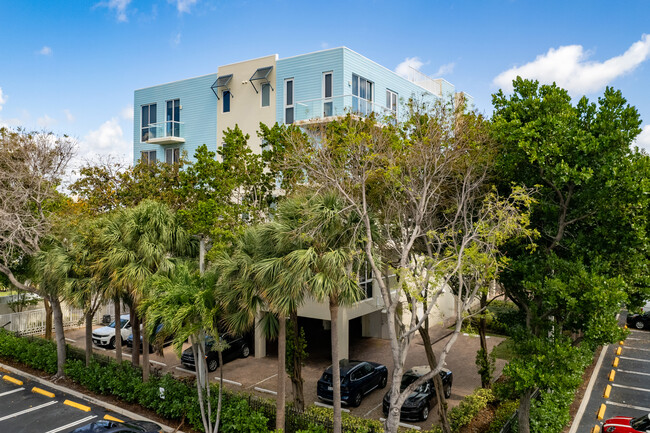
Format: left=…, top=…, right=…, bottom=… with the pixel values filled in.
left=64, top=323, right=506, bottom=431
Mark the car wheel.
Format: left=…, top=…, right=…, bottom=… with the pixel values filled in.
left=420, top=405, right=429, bottom=421
left=379, top=374, right=387, bottom=389
left=207, top=358, right=219, bottom=372
left=351, top=392, right=362, bottom=408
left=108, top=337, right=115, bottom=349
left=635, top=320, right=645, bottom=330
left=444, top=385, right=452, bottom=399
left=240, top=345, right=250, bottom=358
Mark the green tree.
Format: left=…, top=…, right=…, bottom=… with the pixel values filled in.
left=491, top=78, right=650, bottom=433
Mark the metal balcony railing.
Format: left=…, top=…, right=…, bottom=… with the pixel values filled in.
left=143, top=121, right=185, bottom=144
left=293, top=94, right=395, bottom=124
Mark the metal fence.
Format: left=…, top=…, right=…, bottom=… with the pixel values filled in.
left=0, top=303, right=128, bottom=336
left=498, top=389, right=541, bottom=433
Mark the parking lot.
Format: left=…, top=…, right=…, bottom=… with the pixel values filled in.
left=0, top=368, right=156, bottom=433
left=572, top=311, right=650, bottom=433
left=65, top=322, right=507, bottom=430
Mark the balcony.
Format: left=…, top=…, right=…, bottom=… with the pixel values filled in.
left=292, top=94, right=395, bottom=125
left=142, top=121, right=185, bottom=145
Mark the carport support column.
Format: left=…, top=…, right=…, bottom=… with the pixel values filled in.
left=337, top=309, right=349, bottom=360
left=254, top=312, right=266, bottom=358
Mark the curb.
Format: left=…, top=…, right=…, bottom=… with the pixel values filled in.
left=567, top=344, right=608, bottom=433
left=0, top=362, right=181, bottom=433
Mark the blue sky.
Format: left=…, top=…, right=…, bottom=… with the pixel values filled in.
left=1, top=0, right=649, bottom=170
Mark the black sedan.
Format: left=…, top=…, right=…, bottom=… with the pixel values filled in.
left=382, top=366, right=453, bottom=422
left=627, top=311, right=650, bottom=330
left=317, top=360, right=388, bottom=407
left=181, top=334, right=250, bottom=372
left=70, top=419, right=163, bottom=433
left=126, top=323, right=174, bottom=353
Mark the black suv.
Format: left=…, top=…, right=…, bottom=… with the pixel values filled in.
left=382, top=366, right=453, bottom=421
left=317, top=360, right=388, bottom=407
left=181, top=334, right=250, bottom=372
left=627, top=311, right=650, bottom=330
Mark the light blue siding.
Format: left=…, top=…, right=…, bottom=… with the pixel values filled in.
left=133, top=73, right=218, bottom=164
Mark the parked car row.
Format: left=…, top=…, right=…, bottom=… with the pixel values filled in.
left=316, top=360, right=453, bottom=422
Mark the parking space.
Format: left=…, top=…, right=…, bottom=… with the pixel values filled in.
left=65, top=321, right=506, bottom=430
left=0, top=370, right=136, bottom=433
left=573, top=311, right=650, bottom=433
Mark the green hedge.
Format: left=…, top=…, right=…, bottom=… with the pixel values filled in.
left=0, top=330, right=58, bottom=374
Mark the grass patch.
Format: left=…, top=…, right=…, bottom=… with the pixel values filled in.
left=0, top=291, right=18, bottom=297
left=491, top=338, right=516, bottom=361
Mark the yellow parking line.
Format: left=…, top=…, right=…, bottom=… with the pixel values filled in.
left=604, top=385, right=612, bottom=398
left=64, top=400, right=91, bottom=412
left=616, top=346, right=622, bottom=356
left=613, top=357, right=619, bottom=367
left=591, top=425, right=600, bottom=433
left=2, top=375, right=23, bottom=386
left=32, top=387, right=55, bottom=398
left=609, top=370, right=616, bottom=381
left=104, top=414, right=124, bottom=423
left=597, top=403, right=606, bottom=420
left=619, top=340, right=625, bottom=345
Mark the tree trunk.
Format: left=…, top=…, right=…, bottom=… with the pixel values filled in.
left=289, top=311, right=305, bottom=411
left=44, top=298, right=53, bottom=340
left=131, top=312, right=140, bottom=367
left=50, top=297, right=66, bottom=378
left=418, top=318, right=451, bottom=433
left=518, top=388, right=533, bottom=433
left=276, top=315, right=286, bottom=432
left=199, top=237, right=206, bottom=275
left=142, top=314, right=150, bottom=381
left=85, top=310, right=93, bottom=367
left=478, top=292, right=490, bottom=388
left=114, top=300, right=122, bottom=363
left=330, top=300, right=342, bottom=433
left=215, top=349, right=224, bottom=433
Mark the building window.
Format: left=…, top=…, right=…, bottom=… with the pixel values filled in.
left=223, top=90, right=231, bottom=113
left=141, top=103, right=157, bottom=142
left=284, top=79, right=294, bottom=124
left=261, top=83, right=270, bottom=107
left=323, top=72, right=333, bottom=117
left=359, top=262, right=373, bottom=299
left=386, top=90, right=398, bottom=116
left=352, top=74, right=373, bottom=116
left=141, top=150, right=157, bottom=165
left=166, top=99, right=180, bottom=137
left=165, top=148, right=180, bottom=164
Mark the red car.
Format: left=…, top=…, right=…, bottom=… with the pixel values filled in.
left=604, top=414, right=650, bottom=432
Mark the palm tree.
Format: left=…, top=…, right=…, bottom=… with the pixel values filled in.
left=271, top=192, right=364, bottom=433
left=100, top=200, right=195, bottom=380
left=142, top=262, right=222, bottom=433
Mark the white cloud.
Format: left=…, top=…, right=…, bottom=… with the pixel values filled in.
left=37, top=115, right=56, bottom=128
left=39, top=46, right=52, bottom=56
left=0, top=87, right=6, bottom=111
left=635, top=125, right=650, bottom=153
left=321, top=42, right=330, bottom=50
left=433, top=62, right=455, bottom=77
left=395, top=57, right=426, bottom=78
left=171, top=32, right=181, bottom=47
left=96, top=0, right=132, bottom=22
left=63, top=109, right=75, bottom=122
left=120, top=105, right=133, bottom=120
left=172, top=0, right=198, bottom=13
left=81, top=118, right=130, bottom=159
left=494, top=34, right=650, bottom=95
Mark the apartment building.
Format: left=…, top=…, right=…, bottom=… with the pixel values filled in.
left=133, top=47, right=470, bottom=358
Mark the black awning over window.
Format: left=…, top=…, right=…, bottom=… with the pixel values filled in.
left=249, top=66, right=274, bottom=93
left=211, top=74, right=233, bottom=99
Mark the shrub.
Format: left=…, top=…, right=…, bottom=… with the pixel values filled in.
left=448, top=388, right=495, bottom=432
left=305, top=406, right=383, bottom=433
left=487, top=400, right=519, bottom=433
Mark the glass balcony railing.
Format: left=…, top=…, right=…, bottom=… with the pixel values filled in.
left=293, top=94, right=395, bottom=124
left=143, top=121, right=185, bottom=144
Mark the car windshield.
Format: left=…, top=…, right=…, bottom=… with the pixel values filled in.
left=400, top=373, right=426, bottom=392
left=107, top=318, right=128, bottom=329
left=630, top=414, right=650, bottom=430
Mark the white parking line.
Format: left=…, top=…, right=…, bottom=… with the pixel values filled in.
left=617, top=369, right=650, bottom=377
left=44, top=415, right=97, bottom=433
left=624, top=346, right=650, bottom=352
left=216, top=378, right=242, bottom=387
left=149, top=360, right=166, bottom=367
left=250, top=374, right=277, bottom=388
left=625, top=337, right=643, bottom=341
left=364, top=402, right=383, bottom=417
left=611, top=383, right=650, bottom=393
left=175, top=367, right=196, bottom=375
left=379, top=417, right=421, bottom=430
left=65, top=338, right=76, bottom=343
left=619, top=356, right=650, bottom=363
left=254, top=387, right=277, bottom=396
left=314, top=401, right=350, bottom=413
left=607, top=400, right=650, bottom=412
left=0, top=400, right=58, bottom=421
left=122, top=353, right=132, bottom=358
left=0, top=388, right=25, bottom=397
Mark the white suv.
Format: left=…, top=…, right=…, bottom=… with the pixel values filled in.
left=92, top=314, right=132, bottom=349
